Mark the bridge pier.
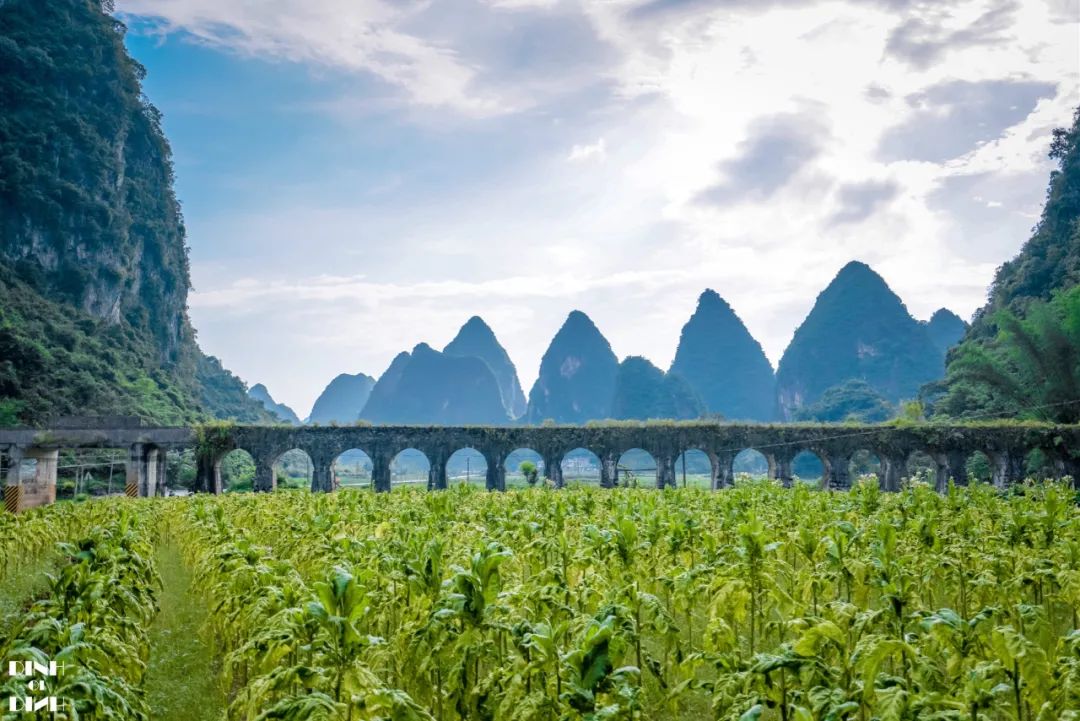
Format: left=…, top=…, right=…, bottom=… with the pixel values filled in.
left=544, top=452, right=564, bottom=488
left=599, top=450, right=618, bottom=488
left=428, top=459, right=447, bottom=490
left=125, top=444, right=169, bottom=497
left=372, top=454, right=392, bottom=493
left=311, top=458, right=334, bottom=493
left=771, top=453, right=793, bottom=487
left=485, top=449, right=506, bottom=491
left=656, top=453, right=677, bottom=489
left=3, top=446, right=58, bottom=512
left=254, top=456, right=276, bottom=492
left=881, top=455, right=904, bottom=491
left=713, top=452, right=734, bottom=489
left=932, top=453, right=951, bottom=493
left=990, top=450, right=1025, bottom=488
left=824, top=451, right=850, bottom=490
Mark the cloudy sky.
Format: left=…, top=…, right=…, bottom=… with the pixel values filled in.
left=117, top=0, right=1079, bottom=418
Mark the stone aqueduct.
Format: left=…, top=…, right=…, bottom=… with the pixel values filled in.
left=2, top=419, right=1079, bottom=511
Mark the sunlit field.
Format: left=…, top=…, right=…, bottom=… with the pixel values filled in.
left=3, top=480, right=1080, bottom=720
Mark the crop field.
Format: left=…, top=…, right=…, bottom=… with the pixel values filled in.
left=1, top=481, right=1080, bottom=721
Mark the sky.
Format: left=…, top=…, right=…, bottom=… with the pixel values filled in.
left=116, top=0, right=1080, bottom=418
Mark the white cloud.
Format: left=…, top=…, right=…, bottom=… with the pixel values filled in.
left=566, top=138, right=607, bottom=161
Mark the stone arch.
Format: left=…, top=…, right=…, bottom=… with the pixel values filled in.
left=733, top=448, right=770, bottom=479
left=448, top=447, right=487, bottom=487
left=218, top=448, right=257, bottom=493
left=272, top=448, right=314, bottom=491
left=791, top=449, right=824, bottom=486
left=847, top=449, right=882, bottom=484
left=561, top=447, right=602, bottom=486
left=332, top=448, right=374, bottom=490
left=965, top=450, right=993, bottom=484
left=674, top=448, right=713, bottom=488
left=617, top=447, right=658, bottom=488
left=505, top=448, right=544, bottom=488
left=390, top=448, right=430, bottom=491
left=1023, top=447, right=1056, bottom=479
left=906, top=450, right=937, bottom=485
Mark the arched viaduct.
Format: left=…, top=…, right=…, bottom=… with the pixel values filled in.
left=2, top=419, right=1078, bottom=510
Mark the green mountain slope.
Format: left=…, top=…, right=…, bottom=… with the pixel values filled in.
left=307, top=373, right=375, bottom=425
left=0, top=0, right=270, bottom=425
left=361, top=344, right=509, bottom=425
left=611, top=356, right=704, bottom=420
left=668, top=290, right=775, bottom=420
left=525, top=311, right=619, bottom=424
left=443, top=316, right=527, bottom=419
left=775, top=261, right=943, bottom=418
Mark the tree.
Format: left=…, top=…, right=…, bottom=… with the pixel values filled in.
left=792, top=379, right=895, bottom=423
left=519, top=461, right=539, bottom=486
left=933, top=286, right=1080, bottom=423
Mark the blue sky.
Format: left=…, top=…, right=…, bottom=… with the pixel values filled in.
left=117, top=0, right=1080, bottom=417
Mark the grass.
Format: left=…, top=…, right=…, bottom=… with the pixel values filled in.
left=144, top=539, right=225, bottom=721
left=0, top=552, right=56, bottom=619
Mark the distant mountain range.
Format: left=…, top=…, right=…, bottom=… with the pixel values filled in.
left=252, top=259, right=966, bottom=427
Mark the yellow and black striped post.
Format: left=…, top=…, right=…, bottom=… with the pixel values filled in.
left=125, top=481, right=138, bottom=498
left=4, top=485, right=23, bottom=513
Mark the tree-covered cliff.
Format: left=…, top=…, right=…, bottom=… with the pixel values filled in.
left=0, top=0, right=270, bottom=425
left=968, top=107, right=1080, bottom=338
left=930, top=107, right=1080, bottom=422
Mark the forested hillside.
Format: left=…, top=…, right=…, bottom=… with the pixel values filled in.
left=930, top=107, right=1080, bottom=422
left=0, top=0, right=270, bottom=425
left=969, top=108, right=1080, bottom=337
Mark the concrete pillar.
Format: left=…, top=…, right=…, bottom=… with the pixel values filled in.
left=372, top=454, right=392, bottom=493
left=428, top=459, right=447, bottom=490
left=156, top=449, right=168, bottom=496
left=199, top=454, right=222, bottom=494
left=311, top=459, right=334, bottom=493
left=18, top=448, right=58, bottom=509
left=880, top=455, right=904, bottom=492
left=825, top=452, right=851, bottom=491
left=253, top=456, right=276, bottom=492
left=143, top=447, right=159, bottom=498
left=656, top=454, right=676, bottom=489
left=991, top=451, right=1025, bottom=488
left=3, top=446, right=23, bottom=513
left=712, top=452, right=734, bottom=489
left=126, top=444, right=147, bottom=498
left=765, top=452, right=778, bottom=482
